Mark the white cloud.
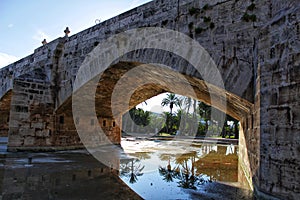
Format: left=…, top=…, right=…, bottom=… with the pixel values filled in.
left=8, top=24, right=14, bottom=28
left=0, top=53, right=19, bottom=68
left=136, top=93, right=172, bottom=113
left=32, top=30, right=50, bottom=42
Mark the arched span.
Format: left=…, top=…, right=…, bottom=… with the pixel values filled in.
left=56, top=59, right=254, bottom=148
left=56, top=60, right=253, bottom=132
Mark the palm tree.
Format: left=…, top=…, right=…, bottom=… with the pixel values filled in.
left=161, top=93, right=181, bottom=115
left=198, top=101, right=211, bottom=132
left=178, top=96, right=192, bottom=135
left=161, top=93, right=181, bottom=134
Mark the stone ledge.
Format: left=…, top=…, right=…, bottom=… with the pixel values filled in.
left=7, top=145, right=85, bottom=152
left=254, top=186, right=283, bottom=200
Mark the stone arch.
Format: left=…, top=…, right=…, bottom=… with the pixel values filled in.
left=67, top=57, right=253, bottom=184
left=69, top=28, right=256, bottom=189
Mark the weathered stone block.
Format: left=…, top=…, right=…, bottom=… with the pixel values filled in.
left=19, top=128, right=35, bottom=137
left=278, top=83, right=300, bottom=104
left=31, top=122, right=44, bottom=129
left=268, top=106, right=292, bottom=126
left=35, top=129, right=50, bottom=138
left=24, top=136, right=35, bottom=146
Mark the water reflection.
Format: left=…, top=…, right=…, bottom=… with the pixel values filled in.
left=0, top=151, right=142, bottom=200
left=120, top=139, right=248, bottom=199
left=120, top=158, right=145, bottom=183
left=0, top=140, right=252, bottom=199
left=158, top=151, right=212, bottom=190
left=157, top=147, right=237, bottom=191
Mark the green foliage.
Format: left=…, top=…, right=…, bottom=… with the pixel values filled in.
left=209, top=22, right=215, bottom=29
left=161, top=94, right=181, bottom=134
left=189, top=7, right=200, bottom=16
left=195, top=27, right=205, bottom=34
left=162, top=20, right=168, bottom=26
left=247, top=3, right=256, bottom=11
left=220, top=114, right=239, bottom=139
left=188, top=22, right=194, bottom=30
left=203, top=16, right=211, bottom=23
left=197, top=123, right=207, bottom=136
left=161, top=93, right=181, bottom=114
left=242, top=13, right=257, bottom=22
left=202, top=4, right=210, bottom=10
left=129, top=107, right=150, bottom=127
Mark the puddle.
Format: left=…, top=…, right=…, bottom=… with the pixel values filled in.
left=120, top=139, right=253, bottom=200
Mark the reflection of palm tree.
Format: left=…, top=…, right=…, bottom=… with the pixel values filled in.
left=120, top=158, right=145, bottom=184
left=158, top=163, right=180, bottom=182
left=178, top=172, right=197, bottom=189
left=175, top=151, right=202, bottom=189
left=159, top=153, right=180, bottom=182
left=158, top=151, right=213, bottom=190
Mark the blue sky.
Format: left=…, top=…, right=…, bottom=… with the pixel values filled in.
left=0, top=0, right=152, bottom=67
left=0, top=0, right=175, bottom=112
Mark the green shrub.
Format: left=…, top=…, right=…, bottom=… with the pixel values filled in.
left=247, top=3, right=256, bottom=11
left=202, top=4, right=210, bottom=10
left=195, top=27, right=205, bottom=34
left=242, top=13, right=257, bottom=22
left=203, top=16, right=211, bottom=23
left=189, top=7, right=200, bottom=16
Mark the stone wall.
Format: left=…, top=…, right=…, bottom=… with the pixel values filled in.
left=0, top=91, right=12, bottom=136
left=255, top=2, right=300, bottom=199
left=56, top=0, right=262, bottom=107
left=8, top=74, right=54, bottom=151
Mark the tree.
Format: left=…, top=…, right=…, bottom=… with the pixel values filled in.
left=178, top=97, right=193, bottom=135
left=161, top=93, right=181, bottom=115
left=161, top=93, right=181, bottom=134
left=124, top=107, right=150, bottom=133
left=222, top=114, right=239, bottom=139
left=198, top=101, right=211, bottom=132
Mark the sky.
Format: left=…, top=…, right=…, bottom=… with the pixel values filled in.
left=0, top=0, right=175, bottom=112
left=0, top=0, right=152, bottom=67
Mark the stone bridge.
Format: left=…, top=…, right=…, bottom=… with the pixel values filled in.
left=0, top=0, right=299, bottom=199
